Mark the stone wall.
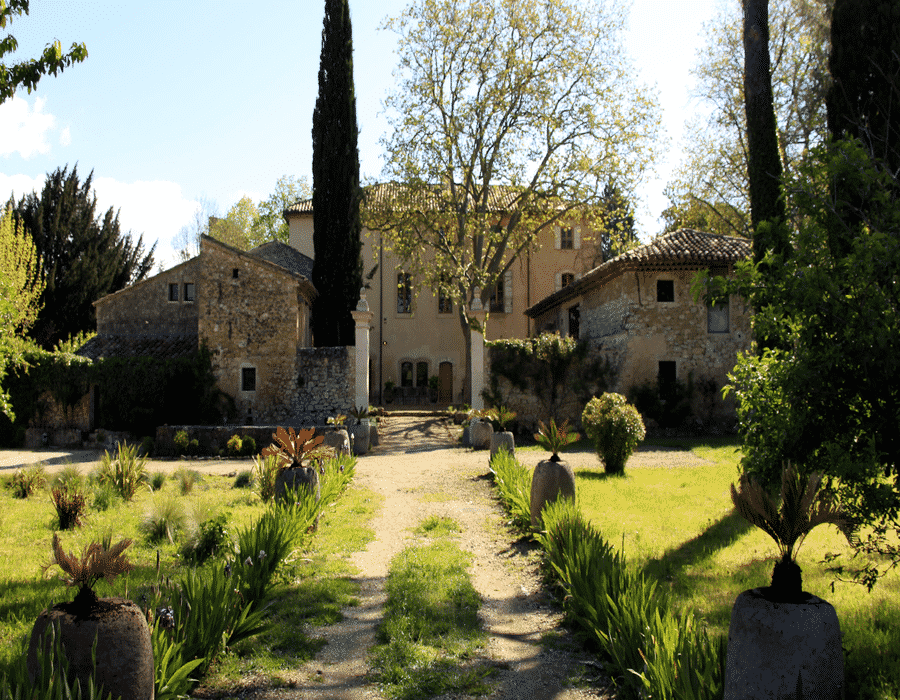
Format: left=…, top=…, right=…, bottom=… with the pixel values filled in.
left=291, top=347, right=355, bottom=425
left=155, top=423, right=349, bottom=457
left=95, top=257, right=201, bottom=337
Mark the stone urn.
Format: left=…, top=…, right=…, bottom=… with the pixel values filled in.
left=27, top=597, right=154, bottom=700
left=322, top=429, right=351, bottom=456
left=347, top=421, right=370, bottom=455
left=471, top=419, right=493, bottom=450
left=461, top=424, right=472, bottom=446
left=529, top=457, right=576, bottom=528
left=275, top=465, right=321, bottom=502
left=724, top=586, right=844, bottom=699
left=490, top=431, right=515, bottom=460
left=368, top=419, right=380, bottom=447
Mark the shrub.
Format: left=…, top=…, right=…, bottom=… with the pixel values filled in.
left=141, top=493, right=187, bottom=544
left=172, top=468, right=200, bottom=495
left=173, top=430, right=189, bottom=456
left=240, top=435, right=256, bottom=456
left=50, top=485, right=88, bottom=530
left=96, top=442, right=149, bottom=500
left=139, top=436, right=154, bottom=457
left=581, top=393, right=646, bottom=474
left=9, top=464, right=47, bottom=498
left=233, top=470, right=253, bottom=489
left=181, top=513, right=230, bottom=565
left=149, top=471, right=166, bottom=491
left=187, top=439, right=200, bottom=456
left=90, top=482, right=120, bottom=512
left=251, top=454, right=280, bottom=503
left=488, top=450, right=532, bottom=530
left=50, top=464, right=85, bottom=493
left=226, top=434, right=243, bottom=456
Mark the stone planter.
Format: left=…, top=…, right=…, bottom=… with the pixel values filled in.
left=490, top=431, right=515, bottom=460
left=27, top=597, right=154, bottom=700
left=348, top=422, right=370, bottom=455
left=275, top=466, right=320, bottom=502
left=529, top=458, right=576, bottom=528
left=368, top=419, right=380, bottom=447
left=471, top=420, right=493, bottom=450
left=323, top=428, right=351, bottom=456
left=724, top=587, right=844, bottom=699
left=461, top=424, right=472, bottom=446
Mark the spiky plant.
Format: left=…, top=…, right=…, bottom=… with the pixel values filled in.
left=261, top=427, right=324, bottom=470
left=534, top=418, right=580, bottom=462
left=730, top=461, right=852, bottom=600
left=44, top=533, right=133, bottom=610
left=486, top=405, right=517, bottom=432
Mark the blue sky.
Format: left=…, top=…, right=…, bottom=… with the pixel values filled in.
left=0, top=0, right=722, bottom=270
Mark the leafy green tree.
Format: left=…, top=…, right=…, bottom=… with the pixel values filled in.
left=11, top=165, right=155, bottom=349
left=0, top=204, right=44, bottom=419
left=696, top=138, right=900, bottom=590
left=311, top=0, right=363, bottom=347
left=0, top=0, right=87, bottom=103
left=665, top=0, right=832, bottom=238
left=366, top=0, right=660, bottom=399
left=208, top=195, right=258, bottom=250
left=251, top=175, right=310, bottom=246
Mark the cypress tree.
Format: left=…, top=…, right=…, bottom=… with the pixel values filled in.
left=311, top=0, right=363, bottom=347
left=13, top=165, right=155, bottom=348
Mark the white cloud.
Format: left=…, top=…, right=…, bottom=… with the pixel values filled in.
left=59, top=127, right=72, bottom=147
left=0, top=172, right=46, bottom=204
left=0, top=96, right=56, bottom=158
left=92, top=178, right=200, bottom=270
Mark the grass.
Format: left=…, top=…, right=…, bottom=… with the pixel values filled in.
left=572, top=436, right=900, bottom=700
left=0, top=457, right=383, bottom=696
left=371, top=517, right=493, bottom=700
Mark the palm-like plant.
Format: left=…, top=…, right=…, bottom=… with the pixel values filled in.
left=534, top=418, right=580, bottom=462
left=730, top=461, right=852, bottom=600
left=44, top=533, right=133, bottom=610
left=486, top=405, right=517, bottom=432
left=261, top=426, right=324, bottom=470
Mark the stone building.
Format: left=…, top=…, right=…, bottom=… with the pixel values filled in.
left=524, top=228, right=753, bottom=421
left=285, top=186, right=607, bottom=405
left=80, top=235, right=352, bottom=425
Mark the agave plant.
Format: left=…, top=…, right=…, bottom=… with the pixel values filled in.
left=348, top=405, right=370, bottom=424
left=534, top=418, right=580, bottom=462
left=730, top=461, right=852, bottom=600
left=261, top=427, right=324, bottom=470
left=44, top=533, right=133, bottom=610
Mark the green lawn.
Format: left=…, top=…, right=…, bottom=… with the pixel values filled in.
left=573, top=438, right=900, bottom=700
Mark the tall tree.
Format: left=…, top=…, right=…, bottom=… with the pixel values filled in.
left=366, top=0, right=660, bottom=400
left=251, top=175, right=310, bottom=246
left=743, top=0, right=789, bottom=261
left=12, top=166, right=155, bottom=349
left=665, top=0, right=832, bottom=237
left=0, top=204, right=44, bottom=419
left=311, top=0, right=363, bottom=347
left=0, top=0, right=87, bottom=103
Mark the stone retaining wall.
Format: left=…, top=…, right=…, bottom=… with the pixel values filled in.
left=155, top=423, right=348, bottom=457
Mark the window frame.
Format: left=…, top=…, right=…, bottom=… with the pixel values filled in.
left=241, top=366, right=257, bottom=392
left=397, top=272, right=412, bottom=314
left=656, top=279, right=675, bottom=303
left=168, top=283, right=179, bottom=302
left=183, top=282, right=195, bottom=302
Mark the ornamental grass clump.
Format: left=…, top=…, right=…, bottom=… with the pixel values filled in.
left=488, top=449, right=532, bottom=530
left=9, top=464, right=47, bottom=498
left=581, top=393, right=645, bottom=474
left=50, top=485, right=88, bottom=530
left=730, top=460, right=852, bottom=602
left=95, top=442, right=149, bottom=501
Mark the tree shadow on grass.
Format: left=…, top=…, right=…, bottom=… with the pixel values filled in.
left=574, top=469, right=627, bottom=482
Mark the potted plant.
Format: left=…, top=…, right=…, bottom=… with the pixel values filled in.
left=530, top=419, right=579, bottom=528
left=428, top=375, right=440, bottom=403
left=27, top=534, right=154, bottom=700
left=725, top=462, right=851, bottom=699
left=261, top=426, right=325, bottom=502
left=384, top=380, right=396, bottom=404
left=487, top=405, right=517, bottom=459
left=347, top=405, right=371, bottom=455
left=469, top=409, right=494, bottom=450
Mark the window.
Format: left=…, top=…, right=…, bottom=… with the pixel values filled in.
left=656, top=280, right=674, bottom=302
left=561, top=272, right=575, bottom=289
left=438, top=279, right=453, bottom=314
left=400, top=361, right=414, bottom=387
left=560, top=227, right=575, bottom=250
left=708, top=298, right=730, bottom=333
left=568, top=304, right=580, bottom=341
left=183, top=283, right=195, bottom=302
left=241, top=367, right=257, bottom=392
left=416, top=361, right=428, bottom=387
left=397, top=273, right=412, bottom=314
left=168, top=283, right=179, bottom=302
left=658, top=361, right=677, bottom=400
left=489, top=281, right=505, bottom=312
left=232, top=268, right=239, bottom=279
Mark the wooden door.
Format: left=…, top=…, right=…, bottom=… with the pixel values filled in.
left=438, top=362, right=453, bottom=403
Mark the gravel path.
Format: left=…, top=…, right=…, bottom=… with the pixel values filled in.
left=0, top=414, right=712, bottom=699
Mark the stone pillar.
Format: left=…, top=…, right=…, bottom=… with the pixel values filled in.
left=469, top=290, right=486, bottom=411
left=350, top=288, right=373, bottom=411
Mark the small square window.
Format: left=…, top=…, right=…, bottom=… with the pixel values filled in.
left=184, top=283, right=195, bottom=302
left=241, top=367, right=257, bottom=392
left=168, top=283, right=179, bottom=302
left=656, top=280, right=674, bottom=302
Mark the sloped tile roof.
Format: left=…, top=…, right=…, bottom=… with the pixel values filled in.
left=525, top=228, right=752, bottom=318
left=76, top=334, right=198, bottom=361
left=248, top=240, right=314, bottom=280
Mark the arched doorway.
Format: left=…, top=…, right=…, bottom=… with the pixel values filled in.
left=438, top=361, right=453, bottom=403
